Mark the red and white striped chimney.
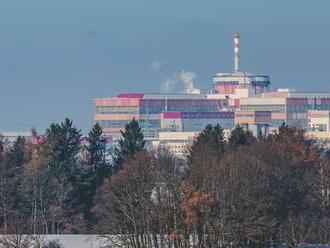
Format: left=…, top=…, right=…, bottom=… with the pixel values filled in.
left=233, top=33, right=240, bottom=72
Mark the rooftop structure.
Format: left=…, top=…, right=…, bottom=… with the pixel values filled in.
left=213, top=33, right=271, bottom=95
left=234, top=33, right=240, bottom=72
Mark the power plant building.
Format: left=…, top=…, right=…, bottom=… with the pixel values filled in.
left=213, top=33, right=270, bottom=95
left=240, top=91, right=330, bottom=129
left=94, top=33, right=330, bottom=152
left=94, top=93, right=232, bottom=140
left=213, top=72, right=271, bottom=95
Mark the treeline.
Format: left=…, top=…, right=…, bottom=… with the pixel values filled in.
left=0, top=118, right=111, bottom=235
left=1, top=119, right=330, bottom=247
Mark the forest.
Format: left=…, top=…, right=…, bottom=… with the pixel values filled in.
left=1, top=118, right=330, bottom=248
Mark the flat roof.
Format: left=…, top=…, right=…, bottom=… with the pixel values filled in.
left=214, top=71, right=269, bottom=77
left=94, top=92, right=209, bottom=100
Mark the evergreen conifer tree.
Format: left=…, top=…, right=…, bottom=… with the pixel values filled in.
left=0, top=136, right=29, bottom=232
left=42, top=118, right=82, bottom=233
left=228, top=124, right=255, bottom=149
left=187, top=124, right=226, bottom=164
left=112, top=118, right=146, bottom=173
left=85, top=123, right=109, bottom=186
left=77, top=123, right=108, bottom=223
left=6, top=136, right=28, bottom=219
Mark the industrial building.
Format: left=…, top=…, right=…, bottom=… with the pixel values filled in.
left=234, top=110, right=271, bottom=136
left=307, top=110, right=330, bottom=132
left=151, top=132, right=198, bottom=157
left=151, top=129, right=232, bottom=157
left=94, top=93, right=231, bottom=140
left=0, top=131, right=33, bottom=147
left=305, top=110, right=330, bottom=148
left=160, top=111, right=234, bottom=132
left=94, top=34, right=266, bottom=142
left=240, top=90, right=330, bottom=129
left=213, top=33, right=270, bottom=95
left=94, top=33, right=330, bottom=156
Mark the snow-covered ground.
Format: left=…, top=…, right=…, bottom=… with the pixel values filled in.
left=43, top=235, right=107, bottom=248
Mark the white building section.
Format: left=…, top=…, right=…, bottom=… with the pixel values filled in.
left=307, top=110, right=330, bottom=132
left=152, top=132, right=199, bottom=157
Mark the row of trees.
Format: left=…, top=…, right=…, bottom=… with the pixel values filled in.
left=1, top=118, right=330, bottom=247
left=94, top=123, right=330, bottom=247
left=0, top=118, right=112, bottom=234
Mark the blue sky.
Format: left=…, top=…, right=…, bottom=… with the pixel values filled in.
left=0, top=0, right=330, bottom=133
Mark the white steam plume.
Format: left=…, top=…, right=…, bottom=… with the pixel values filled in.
left=180, top=70, right=197, bottom=93
left=160, top=70, right=199, bottom=93
left=160, top=74, right=179, bottom=93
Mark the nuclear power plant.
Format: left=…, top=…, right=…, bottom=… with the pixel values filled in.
left=213, top=33, right=270, bottom=94
left=94, top=33, right=330, bottom=156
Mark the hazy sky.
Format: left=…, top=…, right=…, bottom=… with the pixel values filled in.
left=1, top=0, right=330, bottom=133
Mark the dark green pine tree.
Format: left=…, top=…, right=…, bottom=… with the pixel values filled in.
left=85, top=123, right=109, bottom=187
left=228, top=124, right=255, bottom=149
left=7, top=136, right=27, bottom=169
left=77, top=123, right=109, bottom=223
left=6, top=136, right=28, bottom=218
left=112, top=118, right=146, bottom=173
left=187, top=124, right=227, bottom=164
left=0, top=136, right=29, bottom=232
left=45, top=118, right=82, bottom=177
left=43, top=118, right=82, bottom=233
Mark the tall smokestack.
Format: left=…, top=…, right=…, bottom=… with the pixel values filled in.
left=233, top=33, right=240, bottom=72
